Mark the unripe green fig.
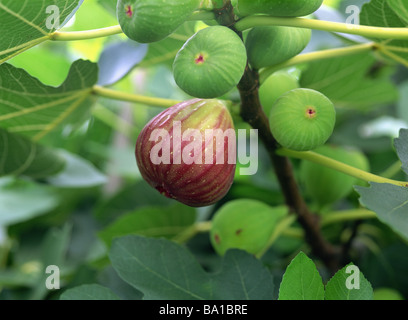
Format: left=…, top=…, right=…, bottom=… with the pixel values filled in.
left=232, top=0, right=324, bottom=17
left=246, top=26, right=311, bottom=69
left=173, top=26, right=247, bottom=98
left=117, top=0, right=200, bottom=43
left=135, top=99, right=236, bottom=207
left=269, top=88, right=336, bottom=151
left=259, top=71, right=300, bottom=116
left=300, top=145, right=370, bottom=208
left=210, top=199, right=288, bottom=256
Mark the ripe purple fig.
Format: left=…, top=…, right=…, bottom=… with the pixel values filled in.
left=135, top=99, right=236, bottom=207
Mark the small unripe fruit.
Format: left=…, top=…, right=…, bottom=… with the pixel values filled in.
left=269, top=88, right=336, bottom=151
left=117, top=0, right=200, bottom=43
left=300, top=145, right=370, bottom=208
left=173, top=26, right=247, bottom=98
left=210, top=199, right=288, bottom=255
left=246, top=26, right=311, bottom=70
left=232, top=0, right=324, bottom=17
left=135, top=99, right=236, bottom=207
left=259, top=71, right=300, bottom=116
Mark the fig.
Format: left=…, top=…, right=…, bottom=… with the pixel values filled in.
left=232, top=0, right=324, bottom=17
left=173, top=26, right=247, bottom=98
left=269, top=88, right=336, bottom=151
left=259, top=71, right=300, bottom=116
left=117, top=0, right=200, bottom=43
left=245, top=26, right=311, bottom=70
left=300, top=145, right=370, bottom=208
left=210, top=199, right=288, bottom=256
left=135, top=99, right=236, bottom=207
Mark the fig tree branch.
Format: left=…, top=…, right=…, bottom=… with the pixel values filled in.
left=278, top=148, right=408, bottom=187
left=235, top=16, right=408, bottom=40
left=92, top=85, right=181, bottom=108
left=214, top=1, right=341, bottom=273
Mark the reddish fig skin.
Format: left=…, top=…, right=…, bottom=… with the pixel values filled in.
left=135, top=99, right=236, bottom=207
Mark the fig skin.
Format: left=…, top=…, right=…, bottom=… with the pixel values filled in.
left=117, top=0, right=200, bottom=43
left=135, top=99, right=236, bottom=207
left=246, top=26, right=311, bottom=70
left=210, top=199, right=288, bottom=256
left=259, top=71, right=300, bottom=116
left=173, top=26, right=247, bottom=98
left=269, top=88, right=336, bottom=151
left=233, top=0, right=324, bottom=17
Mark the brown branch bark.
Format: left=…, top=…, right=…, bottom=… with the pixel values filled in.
left=216, top=1, right=341, bottom=274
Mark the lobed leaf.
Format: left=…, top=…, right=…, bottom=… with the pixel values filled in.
left=0, top=0, right=83, bottom=63
left=300, top=53, right=398, bottom=110
left=0, top=128, right=66, bottom=178
left=108, top=235, right=276, bottom=300
left=0, top=59, right=98, bottom=141
left=360, top=0, right=408, bottom=68
left=355, top=183, right=408, bottom=241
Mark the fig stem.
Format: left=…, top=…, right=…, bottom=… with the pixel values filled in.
left=259, top=42, right=377, bottom=84
left=50, top=25, right=123, bottom=41
left=92, top=85, right=181, bottom=108
left=321, top=209, right=376, bottom=226
left=256, top=215, right=297, bottom=258
left=172, top=221, right=212, bottom=244
left=235, top=16, right=408, bottom=40
left=278, top=148, right=408, bottom=188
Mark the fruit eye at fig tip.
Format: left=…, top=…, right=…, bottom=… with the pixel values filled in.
left=195, top=54, right=205, bottom=65
left=305, top=106, right=317, bottom=119
left=125, top=5, right=133, bottom=17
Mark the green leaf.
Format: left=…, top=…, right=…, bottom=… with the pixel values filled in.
left=325, top=264, right=373, bottom=300
left=0, top=0, right=82, bottom=63
left=355, top=182, right=408, bottom=241
left=0, top=177, right=59, bottom=226
left=300, top=53, right=398, bottom=110
left=109, top=235, right=213, bottom=300
left=140, top=22, right=197, bottom=69
left=360, top=0, right=408, bottom=68
left=0, top=128, right=66, bottom=178
left=109, top=235, right=276, bottom=300
left=355, top=128, right=408, bottom=241
left=0, top=59, right=98, bottom=141
left=387, top=0, right=408, bottom=24
left=60, top=284, right=121, bottom=300
left=278, top=251, right=324, bottom=300
left=93, top=180, right=173, bottom=224
left=45, top=149, right=107, bottom=188
left=212, top=249, right=275, bottom=300
left=28, top=224, right=72, bottom=300
left=394, top=128, right=408, bottom=176
left=98, top=203, right=196, bottom=247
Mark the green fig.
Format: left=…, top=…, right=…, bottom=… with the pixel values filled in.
left=233, top=0, right=324, bottom=17
left=210, top=199, right=288, bottom=256
left=269, top=88, right=336, bottom=151
left=246, top=26, right=311, bottom=69
left=173, top=26, right=247, bottom=98
left=300, top=145, right=370, bottom=208
left=259, top=71, right=300, bottom=115
left=117, top=0, right=200, bottom=43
